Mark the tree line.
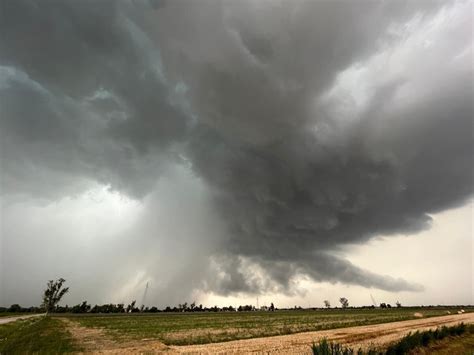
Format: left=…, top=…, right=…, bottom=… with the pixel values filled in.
left=1, top=278, right=411, bottom=314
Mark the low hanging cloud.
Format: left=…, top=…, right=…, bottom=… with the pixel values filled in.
left=1, top=0, right=472, bottom=304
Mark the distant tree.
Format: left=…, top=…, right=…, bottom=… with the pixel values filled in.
left=396, top=301, right=402, bottom=308
left=126, top=300, right=137, bottom=313
left=8, top=304, right=22, bottom=313
left=71, top=301, right=90, bottom=313
left=339, top=297, right=349, bottom=309
left=380, top=303, right=387, bottom=309
left=324, top=300, right=331, bottom=309
left=42, top=278, right=69, bottom=313
left=270, top=302, right=275, bottom=311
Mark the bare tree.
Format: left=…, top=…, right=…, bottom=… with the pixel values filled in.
left=339, top=297, right=349, bottom=309
left=42, top=278, right=69, bottom=313
left=324, top=300, right=331, bottom=309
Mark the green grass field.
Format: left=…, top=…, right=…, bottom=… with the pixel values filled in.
left=63, top=307, right=471, bottom=345
left=0, top=316, right=80, bottom=354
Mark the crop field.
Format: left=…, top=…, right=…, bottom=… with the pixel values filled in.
left=1, top=308, right=472, bottom=353
left=62, top=307, right=471, bottom=345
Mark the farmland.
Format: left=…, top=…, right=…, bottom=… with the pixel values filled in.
left=61, top=307, right=471, bottom=345
left=1, top=308, right=472, bottom=353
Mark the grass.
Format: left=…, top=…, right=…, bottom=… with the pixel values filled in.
left=0, top=316, right=80, bottom=354
left=312, top=338, right=369, bottom=355
left=62, top=307, right=470, bottom=345
left=385, top=323, right=472, bottom=355
left=310, top=323, right=473, bottom=355
left=409, top=331, right=474, bottom=354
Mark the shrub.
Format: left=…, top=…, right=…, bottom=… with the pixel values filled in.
left=385, top=323, right=468, bottom=355
left=312, top=324, right=471, bottom=355
left=311, top=338, right=366, bottom=355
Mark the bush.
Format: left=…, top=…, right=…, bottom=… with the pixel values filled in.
left=311, top=338, right=367, bottom=355
left=312, top=324, right=471, bottom=355
left=385, top=323, right=468, bottom=355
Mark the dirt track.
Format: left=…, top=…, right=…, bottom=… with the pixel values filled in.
left=64, top=312, right=474, bottom=354
left=0, top=313, right=44, bottom=325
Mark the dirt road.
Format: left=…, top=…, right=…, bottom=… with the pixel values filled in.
left=173, top=312, right=474, bottom=354
left=0, top=313, right=44, bottom=325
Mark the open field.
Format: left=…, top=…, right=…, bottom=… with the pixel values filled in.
left=194, top=314, right=473, bottom=355
left=0, top=308, right=472, bottom=353
left=63, top=311, right=473, bottom=353
left=62, top=307, right=472, bottom=345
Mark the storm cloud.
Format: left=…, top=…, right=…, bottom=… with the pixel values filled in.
left=0, top=0, right=472, bottom=305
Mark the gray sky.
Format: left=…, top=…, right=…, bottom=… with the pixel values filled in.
left=0, top=0, right=472, bottom=308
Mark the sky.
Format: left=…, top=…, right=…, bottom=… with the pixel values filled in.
left=0, top=0, right=472, bottom=308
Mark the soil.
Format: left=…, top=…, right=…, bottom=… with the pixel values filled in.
left=61, top=318, right=170, bottom=354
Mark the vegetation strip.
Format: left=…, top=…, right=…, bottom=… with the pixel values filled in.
left=0, top=316, right=80, bottom=354
left=311, top=323, right=472, bottom=355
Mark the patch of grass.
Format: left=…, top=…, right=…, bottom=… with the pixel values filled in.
left=312, top=338, right=366, bottom=355
left=61, top=307, right=469, bottom=345
left=385, top=323, right=470, bottom=355
left=0, top=316, right=80, bottom=354
left=409, top=331, right=474, bottom=354
left=311, top=323, right=473, bottom=355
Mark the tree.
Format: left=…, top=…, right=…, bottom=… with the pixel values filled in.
left=126, top=300, right=137, bottom=313
left=8, top=304, right=22, bottom=313
left=339, top=297, right=349, bottom=309
left=324, top=300, right=331, bottom=309
left=396, top=301, right=402, bottom=308
left=42, top=278, right=69, bottom=313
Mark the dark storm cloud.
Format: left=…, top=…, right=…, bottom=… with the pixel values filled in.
left=1, top=0, right=472, bottom=301
left=0, top=0, right=189, bottom=198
